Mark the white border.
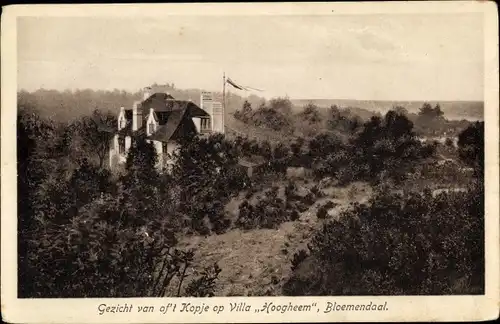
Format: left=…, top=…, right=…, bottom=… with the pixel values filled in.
left=1, top=2, right=499, bottom=323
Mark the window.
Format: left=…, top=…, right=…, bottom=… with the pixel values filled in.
left=120, top=117, right=126, bottom=129
left=162, top=142, right=168, bottom=154
left=201, top=118, right=211, bottom=132
left=118, top=137, right=125, bottom=154
left=149, top=122, right=156, bottom=134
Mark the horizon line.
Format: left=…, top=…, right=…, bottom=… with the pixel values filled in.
left=17, top=87, right=484, bottom=103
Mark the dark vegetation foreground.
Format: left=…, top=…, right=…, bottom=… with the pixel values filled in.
left=17, top=88, right=484, bottom=297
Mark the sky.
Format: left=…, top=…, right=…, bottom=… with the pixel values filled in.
left=17, top=13, right=484, bottom=101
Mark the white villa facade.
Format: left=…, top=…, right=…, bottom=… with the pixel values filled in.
left=107, top=87, right=224, bottom=170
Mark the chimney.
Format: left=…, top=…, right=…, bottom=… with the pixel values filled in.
left=132, top=101, right=142, bottom=131
left=118, top=107, right=125, bottom=130
left=143, top=87, right=152, bottom=101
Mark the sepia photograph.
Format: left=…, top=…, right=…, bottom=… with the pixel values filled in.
left=1, top=2, right=499, bottom=323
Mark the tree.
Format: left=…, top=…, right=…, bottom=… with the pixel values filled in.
left=77, top=109, right=117, bottom=168
left=308, top=133, right=343, bottom=159
left=259, top=140, right=273, bottom=160
left=458, top=121, right=484, bottom=176
left=418, top=103, right=444, bottom=120
left=300, top=103, right=321, bottom=124
left=241, top=100, right=252, bottom=118
left=17, top=105, right=58, bottom=297
left=269, top=97, right=293, bottom=115
left=173, top=134, right=247, bottom=234
left=393, top=106, right=408, bottom=116
left=418, top=103, right=435, bottom=117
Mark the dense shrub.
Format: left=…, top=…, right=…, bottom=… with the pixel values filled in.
left=298, top=103, right=321, bottom=124
left=309, top=185, right=324, bottom=198
left=316, top=206, right=328, bottom=219
left=184, top=264, right=222, bottom=297
left=291, top=249, right=309, bottom=271
left=236, top=184, right=312, bottom=229
left=283, top=180, right=484, bottom=295
left=458, top=121, right=484, bottom=177
left=316, top=201, right=336, bottom=220
left=234, top=98, right=293, bottom=132
left=173, top=133, right=248, bottom=234
left=285, top=180, right=298, bottom=200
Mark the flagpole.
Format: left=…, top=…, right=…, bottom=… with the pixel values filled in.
left=222, top=72, right=226, bottom=134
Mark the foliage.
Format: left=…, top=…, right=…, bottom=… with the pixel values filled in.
left=327, top=105, right=363, bottom=134
left=236, top=186, right=301, bottom=230
left=291, top=249, right=309, bottom=272
left=298, top=103, right=321, bottom=124
left=306, top=110, right=435, bottom=184
left=316, top=200, right=335, bottom=220
left=74, top=109, right=117, bottom=168
left=184, top=263, right=222, bottom=297
left=236, top=180, right=319, bottom=230
left=316, top=206, right=329, bottom=219
left=234, top=100, right=253, bottom=123
left=458, top=121, right=484, bottom=177
left=173, top=134, right=247, bottom=234
left=418, top=103, right=444, bottom=119
left=234, top=98, right=293, bottom=132
left=350, top=111, right=435, bottom=182
left=18, top=110, right=222, bottom=297
left=17, top=87, right=266, bottom=123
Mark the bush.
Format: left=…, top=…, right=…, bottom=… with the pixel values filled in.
left=285, top=180, right=298, bottom=200
left=291, top=249, right=309, bottom=271
left=310, top=185, right=324, bottom=198
left=236, top=185, right=305, bottom=230
left=316, top=206, right=328, bottom=219
left=284, top=181, right=484, bottom=295
left=324, top=200, right=336, bottom=209
left=301, top=192, right=316, bottom=206
left=184, top=263, right=221, bottom=297
left=173, top=134, right=247, bottom=234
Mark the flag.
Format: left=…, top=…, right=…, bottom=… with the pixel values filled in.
left=244, top=85, right=263, bottom=92
left=226, top=77, right=264, bottom=92
left=226, top=78, right=245, bottom=90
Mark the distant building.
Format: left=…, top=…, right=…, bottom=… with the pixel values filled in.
left=237, top=155, right=267, bottom=178
left=107, top=87, right=224, bottom=170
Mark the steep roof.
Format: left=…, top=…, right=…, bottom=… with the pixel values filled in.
left=106, top=92, right=209, bottom=142
left=149, top=109, right=187, bottom=142
left=238, top=155, right=267, bottom=167
left=141, top=93, right=209, bottom=116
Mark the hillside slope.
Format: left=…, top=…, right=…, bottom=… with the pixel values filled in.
left=175, top=181, right=372, bottom=296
